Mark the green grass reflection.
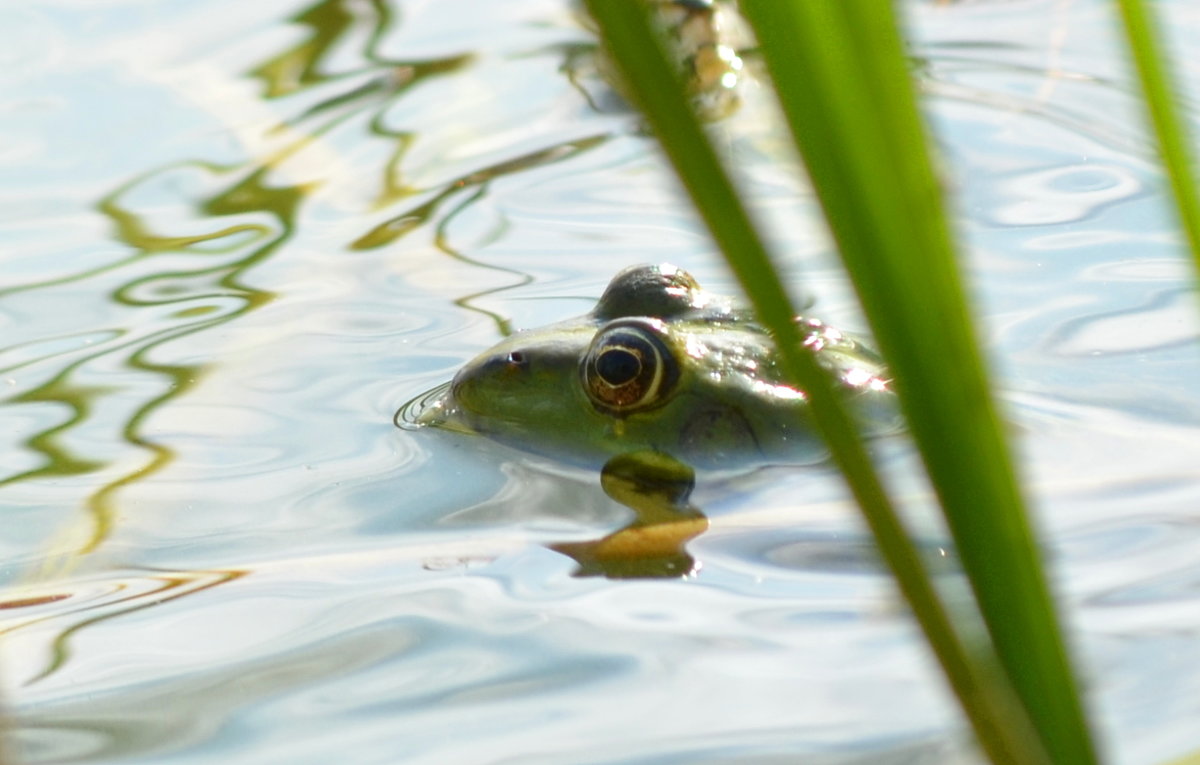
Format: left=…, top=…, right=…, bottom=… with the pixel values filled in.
left=1, top=0, right=623, bottom=567
left=2, top=0, right=459, bottom=561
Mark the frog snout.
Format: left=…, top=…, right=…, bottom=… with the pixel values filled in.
left=448, top=357, right=499, bottom=410
left=448, top=364, right=473, bottom=404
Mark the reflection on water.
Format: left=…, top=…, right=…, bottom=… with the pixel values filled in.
left=2, top=568, right=244, bottom=684
left=553, top=452, right=708, bottom=579
left=3, top=0, right=1200, bottom=763
left=0, top=0, right=582, bottom=559
left=350, top=135, right=608, bottom=252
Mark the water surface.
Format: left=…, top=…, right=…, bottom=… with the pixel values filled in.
left=3, top=1, right=1200, bottom=763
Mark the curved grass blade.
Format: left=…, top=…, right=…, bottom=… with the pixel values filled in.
left=582, top=1, right=1048, bottom=762
left=1115, top=0, right=1200, bottom=275
left=740, top=3, right=1097, bottom=763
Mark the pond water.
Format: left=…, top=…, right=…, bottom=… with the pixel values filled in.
left=3, top=0, right=1200, bottom=763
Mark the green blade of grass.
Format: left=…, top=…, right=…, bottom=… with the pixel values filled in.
left=583, top=1, right=1049, bottom=762
left=740, top=3, right=1097, bottom=763
left=1115, top=0, right=1200, bottom=274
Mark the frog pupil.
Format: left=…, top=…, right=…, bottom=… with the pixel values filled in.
left=597, top=347, right=641, bottom=385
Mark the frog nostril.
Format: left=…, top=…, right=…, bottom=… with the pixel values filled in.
left=507, top=351, right=526, bottom=366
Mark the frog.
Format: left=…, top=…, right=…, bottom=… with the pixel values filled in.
left=405, top=264, right=894, bottom=470
left=409, top=264, right=894, bottom=468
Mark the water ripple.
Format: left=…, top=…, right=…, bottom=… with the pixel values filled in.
left=5, top=0, right=1200, bottom=763
left=991, top=163, right=1143, bottom=226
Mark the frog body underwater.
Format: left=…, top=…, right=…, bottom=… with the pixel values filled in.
left=410, top=264, right=894, bottom=470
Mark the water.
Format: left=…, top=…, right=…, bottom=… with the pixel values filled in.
left=2, top=0, right=1200, bottom=763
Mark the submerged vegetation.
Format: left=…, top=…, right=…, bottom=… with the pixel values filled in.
left=585, top=0, right=1200, bottom=763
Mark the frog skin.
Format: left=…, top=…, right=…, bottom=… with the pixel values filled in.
left=411, top=264, right=895, bottom=470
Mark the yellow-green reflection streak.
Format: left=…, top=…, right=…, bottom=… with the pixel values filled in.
left=296, top=52, right=469, bottom=124
left=5, top=378, right=108, bottom=483
left=417, top=133, right=610, bottom=335
left=253, top=0, right=472, bottom=210
left=1, top=325, right=202, bottom=491
left=431, top=185, right=528, bottom=338
left=351, top=134, right=609, bottom=251
left=262, top=1, right=616, bottom=333
left=1, top=568, right=246, bottom=684
left=73, top=169, right=306, bottom=555
left=9, top=31, right=421, bottom=556
left=251, top=0, right=397, bottom=98
left=0, top=162, right=262, bottom=300
left=3, top=0, right=592, bottom=566
left=352, top=133, right=611, bottom=335
left=0, top=160, right=309, bottom=568
left=42, top=16, right=460, bottom=561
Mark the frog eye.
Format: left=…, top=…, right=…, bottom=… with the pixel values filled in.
left=582, top=321, right=678, bottom=414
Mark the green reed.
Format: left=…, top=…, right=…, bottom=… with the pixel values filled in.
left=1115, top=0, right=1200, bottom=276
left=574, top=0, right=1200, bottom=762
